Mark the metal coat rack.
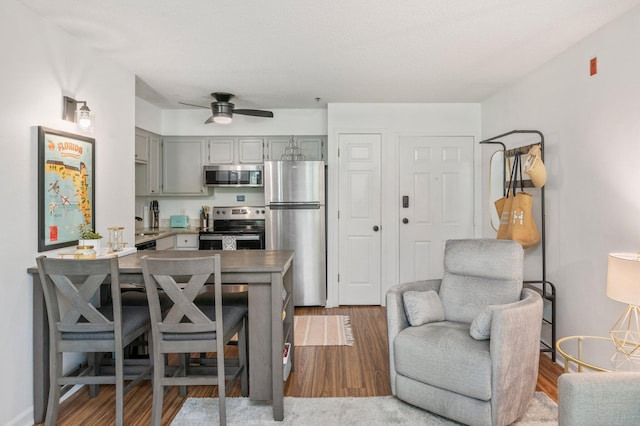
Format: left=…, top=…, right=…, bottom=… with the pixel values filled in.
left=479, top=130, right=556, bottom=361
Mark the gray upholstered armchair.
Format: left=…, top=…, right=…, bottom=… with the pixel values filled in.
left=558, top=372, right=640, bottom=425
left=386, top=239, right=543, bottom=426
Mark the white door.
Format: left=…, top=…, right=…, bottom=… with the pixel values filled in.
left=399, top=136, right=474, bottom=283
left=338, top=133, right=382, bottom=305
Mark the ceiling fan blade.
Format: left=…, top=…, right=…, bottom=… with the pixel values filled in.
left=233, top=109, right=274, bottom=118
left=204, top=116, right=215, bottom=124
left=178, top=101, right=210, bottom=109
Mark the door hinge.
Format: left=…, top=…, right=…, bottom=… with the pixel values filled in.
left=337, top=210, right=340, bottom=219
left=338, top=148, right=340, bottom=158
left=337, top=274, right=340, bottom=282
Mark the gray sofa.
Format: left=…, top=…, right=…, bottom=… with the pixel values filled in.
left=558, top=372, right=640, bottom=425
left=386, top=239, right=543, bottom=426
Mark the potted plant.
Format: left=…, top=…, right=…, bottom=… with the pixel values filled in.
left=78, top=224, right=103, bottom=254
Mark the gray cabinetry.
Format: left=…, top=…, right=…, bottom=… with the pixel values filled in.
left=155, top=236, right=175, bottom=250
left=175, top=234, right=199, bottom=250
left=207, top=137, right=235, bottom=164
left=135, top=128, right=162, bottom=196
left=207, top=137, right=264, bottom=164
left=265, top=136, right=325, bottom=161
left=238, top=137, right=264, bottom=163
left=162, top=137, right=206, bottom=195
left=135, top=128, right=150, bottom=163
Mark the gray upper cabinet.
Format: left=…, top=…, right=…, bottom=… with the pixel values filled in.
left=135, top=132, right=328, bottom=198
left=297, top=136, right=325, bottom=161
left=238, top=137, right=265, bottom=163
left=265, top=136, right=325, bottom=161
left=147, top=135, right=162, bottom=194
left=264, top=137, right=291, bottom=161
left=135, top=128, right=150, bottom=163
left=206, top=137, right=264, bottom=164
left=207, top=137, right=235, bottom=164
left=135, top=128, right=162, bottom=196
left=162, top=137, right=206, bottom=195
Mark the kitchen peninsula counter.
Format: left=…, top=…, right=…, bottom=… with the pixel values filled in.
left=29, top=249, right=295, bottom=422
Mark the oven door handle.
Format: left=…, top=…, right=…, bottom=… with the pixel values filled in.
left=200, top=234, right=261, bottom=241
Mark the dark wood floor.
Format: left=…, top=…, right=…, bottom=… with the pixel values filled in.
left=45, top=306, right=563, bottom=425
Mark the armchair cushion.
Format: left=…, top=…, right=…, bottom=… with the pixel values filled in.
left=470, top=305, right=496, bottom=340
left=402, top=290, right=445, bottom=326
left=439, top=239, right=523, bottom=323
left=394, top=321, right=492, bottom=400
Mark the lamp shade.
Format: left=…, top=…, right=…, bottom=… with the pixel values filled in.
left=607, top=253, right=640, bottom=306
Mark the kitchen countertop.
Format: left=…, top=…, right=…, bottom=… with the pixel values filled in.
left=134, top=227, right=200, bottom=245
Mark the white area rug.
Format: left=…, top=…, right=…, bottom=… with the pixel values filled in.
left=171, top=392, right=557, bottom=425
left=294, top=315, right=354, bottom=346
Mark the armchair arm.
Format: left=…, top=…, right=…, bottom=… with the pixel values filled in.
left=489, top=288, right=543, bottom=425
left=385, top=279, right=441, bottom=395
left=558, top=372, right=640, bottom=426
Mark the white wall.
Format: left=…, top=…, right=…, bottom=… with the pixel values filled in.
left=0, top=1, right=136, bottom=424
left=134, top=107, right=327, bottom=222
left=135, top=97, right=163, bottom=135
left=327, top=104, right=481, bottom=306
left=481, top=4, right=640, bottom=363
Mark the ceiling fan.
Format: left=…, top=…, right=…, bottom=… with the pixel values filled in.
left=179, top=92, right=274, bottom=124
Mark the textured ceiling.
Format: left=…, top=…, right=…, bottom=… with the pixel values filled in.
left=18, top=0, right=640, bottom=110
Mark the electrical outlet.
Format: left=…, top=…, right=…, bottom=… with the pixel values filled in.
left=590, top=57, right=597, bottom=76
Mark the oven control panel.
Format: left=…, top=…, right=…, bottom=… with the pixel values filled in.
left=213, top=206, right=266, bottom=220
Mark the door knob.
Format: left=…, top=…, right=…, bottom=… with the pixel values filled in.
left=402, top=218, right=409, bottom=224
left=373, top=225, right=379, bottom=232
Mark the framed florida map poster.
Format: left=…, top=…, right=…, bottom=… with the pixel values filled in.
left=38, top=127, right=95, bottom=252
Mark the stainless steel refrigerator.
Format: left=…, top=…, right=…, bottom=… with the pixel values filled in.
left=265, top=161, right=326, bottom=306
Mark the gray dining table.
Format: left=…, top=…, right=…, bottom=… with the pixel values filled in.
left=28, top=249, right=295, bottom=423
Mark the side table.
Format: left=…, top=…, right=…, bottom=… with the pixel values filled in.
left=556, top=335, right=640, bottom=373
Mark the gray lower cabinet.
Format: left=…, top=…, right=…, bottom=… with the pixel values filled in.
left=162, top=137, right=206, bottom=195
left=155, top=236, right=175, bottom=250
left=175, top=234, right=199, bottom=250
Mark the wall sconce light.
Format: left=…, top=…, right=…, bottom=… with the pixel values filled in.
left=63, top=96, right=94, bottom=131
left=606, top=252, right=640, bottom=358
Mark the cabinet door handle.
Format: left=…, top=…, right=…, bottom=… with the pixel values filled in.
left=402, top=218, right=409, bottom=224
left=373, top=225, right=380, bottom=232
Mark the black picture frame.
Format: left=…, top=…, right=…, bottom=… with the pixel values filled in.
left=38, top=127, right=95, bottom=252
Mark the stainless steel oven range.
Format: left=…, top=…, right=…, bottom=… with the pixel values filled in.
left=198, top=206, right=266, bottom=250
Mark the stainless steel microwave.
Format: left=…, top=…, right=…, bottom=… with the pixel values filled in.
left=203, top=164, right=263, bottom=187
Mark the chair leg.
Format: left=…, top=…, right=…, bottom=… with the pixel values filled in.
left=45, top=352, right=63, bottom=426
left=88, top=352, right=99, bottom=397
left=151, top=352, right=165, bottom=426
left=115, top=347, right=124, bottom=426
left=179, top=353, right=188, bottom=397
left=239, top=318, right=249, bottom=396
left=217, top=345, right=226, bottom=426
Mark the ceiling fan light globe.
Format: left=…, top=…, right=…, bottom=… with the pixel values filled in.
left=213, top=115, right=232, bottom=124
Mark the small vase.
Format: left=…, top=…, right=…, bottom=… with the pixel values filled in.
left=79, top=238, right=102, bottom=255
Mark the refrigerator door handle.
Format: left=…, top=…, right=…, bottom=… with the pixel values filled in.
left=268, top=202, right=321, bottom=210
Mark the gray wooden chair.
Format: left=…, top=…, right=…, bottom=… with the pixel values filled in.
left=36, top=255, right=151, bottom=426
left=140, top=255, right=248, bottom=426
